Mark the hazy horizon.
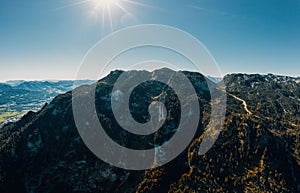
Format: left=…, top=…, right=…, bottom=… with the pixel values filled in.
left=1, top=70, right=299, bottom=83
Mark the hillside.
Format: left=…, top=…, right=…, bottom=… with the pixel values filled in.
left=0, top=70, right=299, bottom=193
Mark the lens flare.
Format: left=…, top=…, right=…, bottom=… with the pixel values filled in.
left=57, top=0, right=150, bottom=31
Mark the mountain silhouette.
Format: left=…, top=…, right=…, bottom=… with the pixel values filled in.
left=0, top=69, right=299, bottom=193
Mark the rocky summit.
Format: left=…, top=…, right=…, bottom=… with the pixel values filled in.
left=0, top=69, right=299, bottom=193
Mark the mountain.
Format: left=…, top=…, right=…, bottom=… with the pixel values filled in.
left=5, top=80, right=25, bottom=86
left=15, top=80, right=95, bottom=93
left=15, top=81, right=55, bottom=91
left=207, top=76, right=222, bottom=83
left=0, top=83, right=12, bottom=91
left=0, top=69, right=299, bottom=193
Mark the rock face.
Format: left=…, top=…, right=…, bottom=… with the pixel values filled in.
left=0, top=70, right=299, bottom=193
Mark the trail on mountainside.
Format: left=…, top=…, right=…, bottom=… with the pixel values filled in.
left=229, top=93, right=252, bottom=116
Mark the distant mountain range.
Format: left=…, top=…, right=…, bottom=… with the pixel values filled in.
left=0, top=69, right=299, bottom=193
left=3, top=80, right=96, bottom=92
left=0, top=83, right=12, bottom=91
left=4, top=80, right=25, bottom=86
left=207, top=76, right=223, bottom=83
left=0, top=80, right=95, bottom=126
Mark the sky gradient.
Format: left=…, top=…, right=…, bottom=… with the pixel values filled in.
left=0, top=0, right=299, bottom=81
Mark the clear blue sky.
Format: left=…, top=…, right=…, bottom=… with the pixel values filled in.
left=0, top=0, right=299, bottom=81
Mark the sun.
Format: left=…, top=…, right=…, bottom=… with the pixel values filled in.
left=58, top=0, right=149, bottom=31
left=91, top=0, right=120, bottom=8
left=89, top=0, right=141, bottom=31
left=90, top=0, right=127, bottom=30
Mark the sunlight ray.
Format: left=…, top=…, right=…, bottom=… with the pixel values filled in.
left=122, top=0, right=153, bottom=9
left=54, top=0, right=90, bottom=10
left=114, top=2, right=131, bottom=15
left=107, top=6, right=113, bottom=31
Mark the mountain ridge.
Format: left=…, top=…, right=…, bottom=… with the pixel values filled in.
left=0, top=69, right=299, bottom=193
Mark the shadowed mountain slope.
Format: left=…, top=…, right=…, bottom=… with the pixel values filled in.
left=0, top=70, right=299, bottom=193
